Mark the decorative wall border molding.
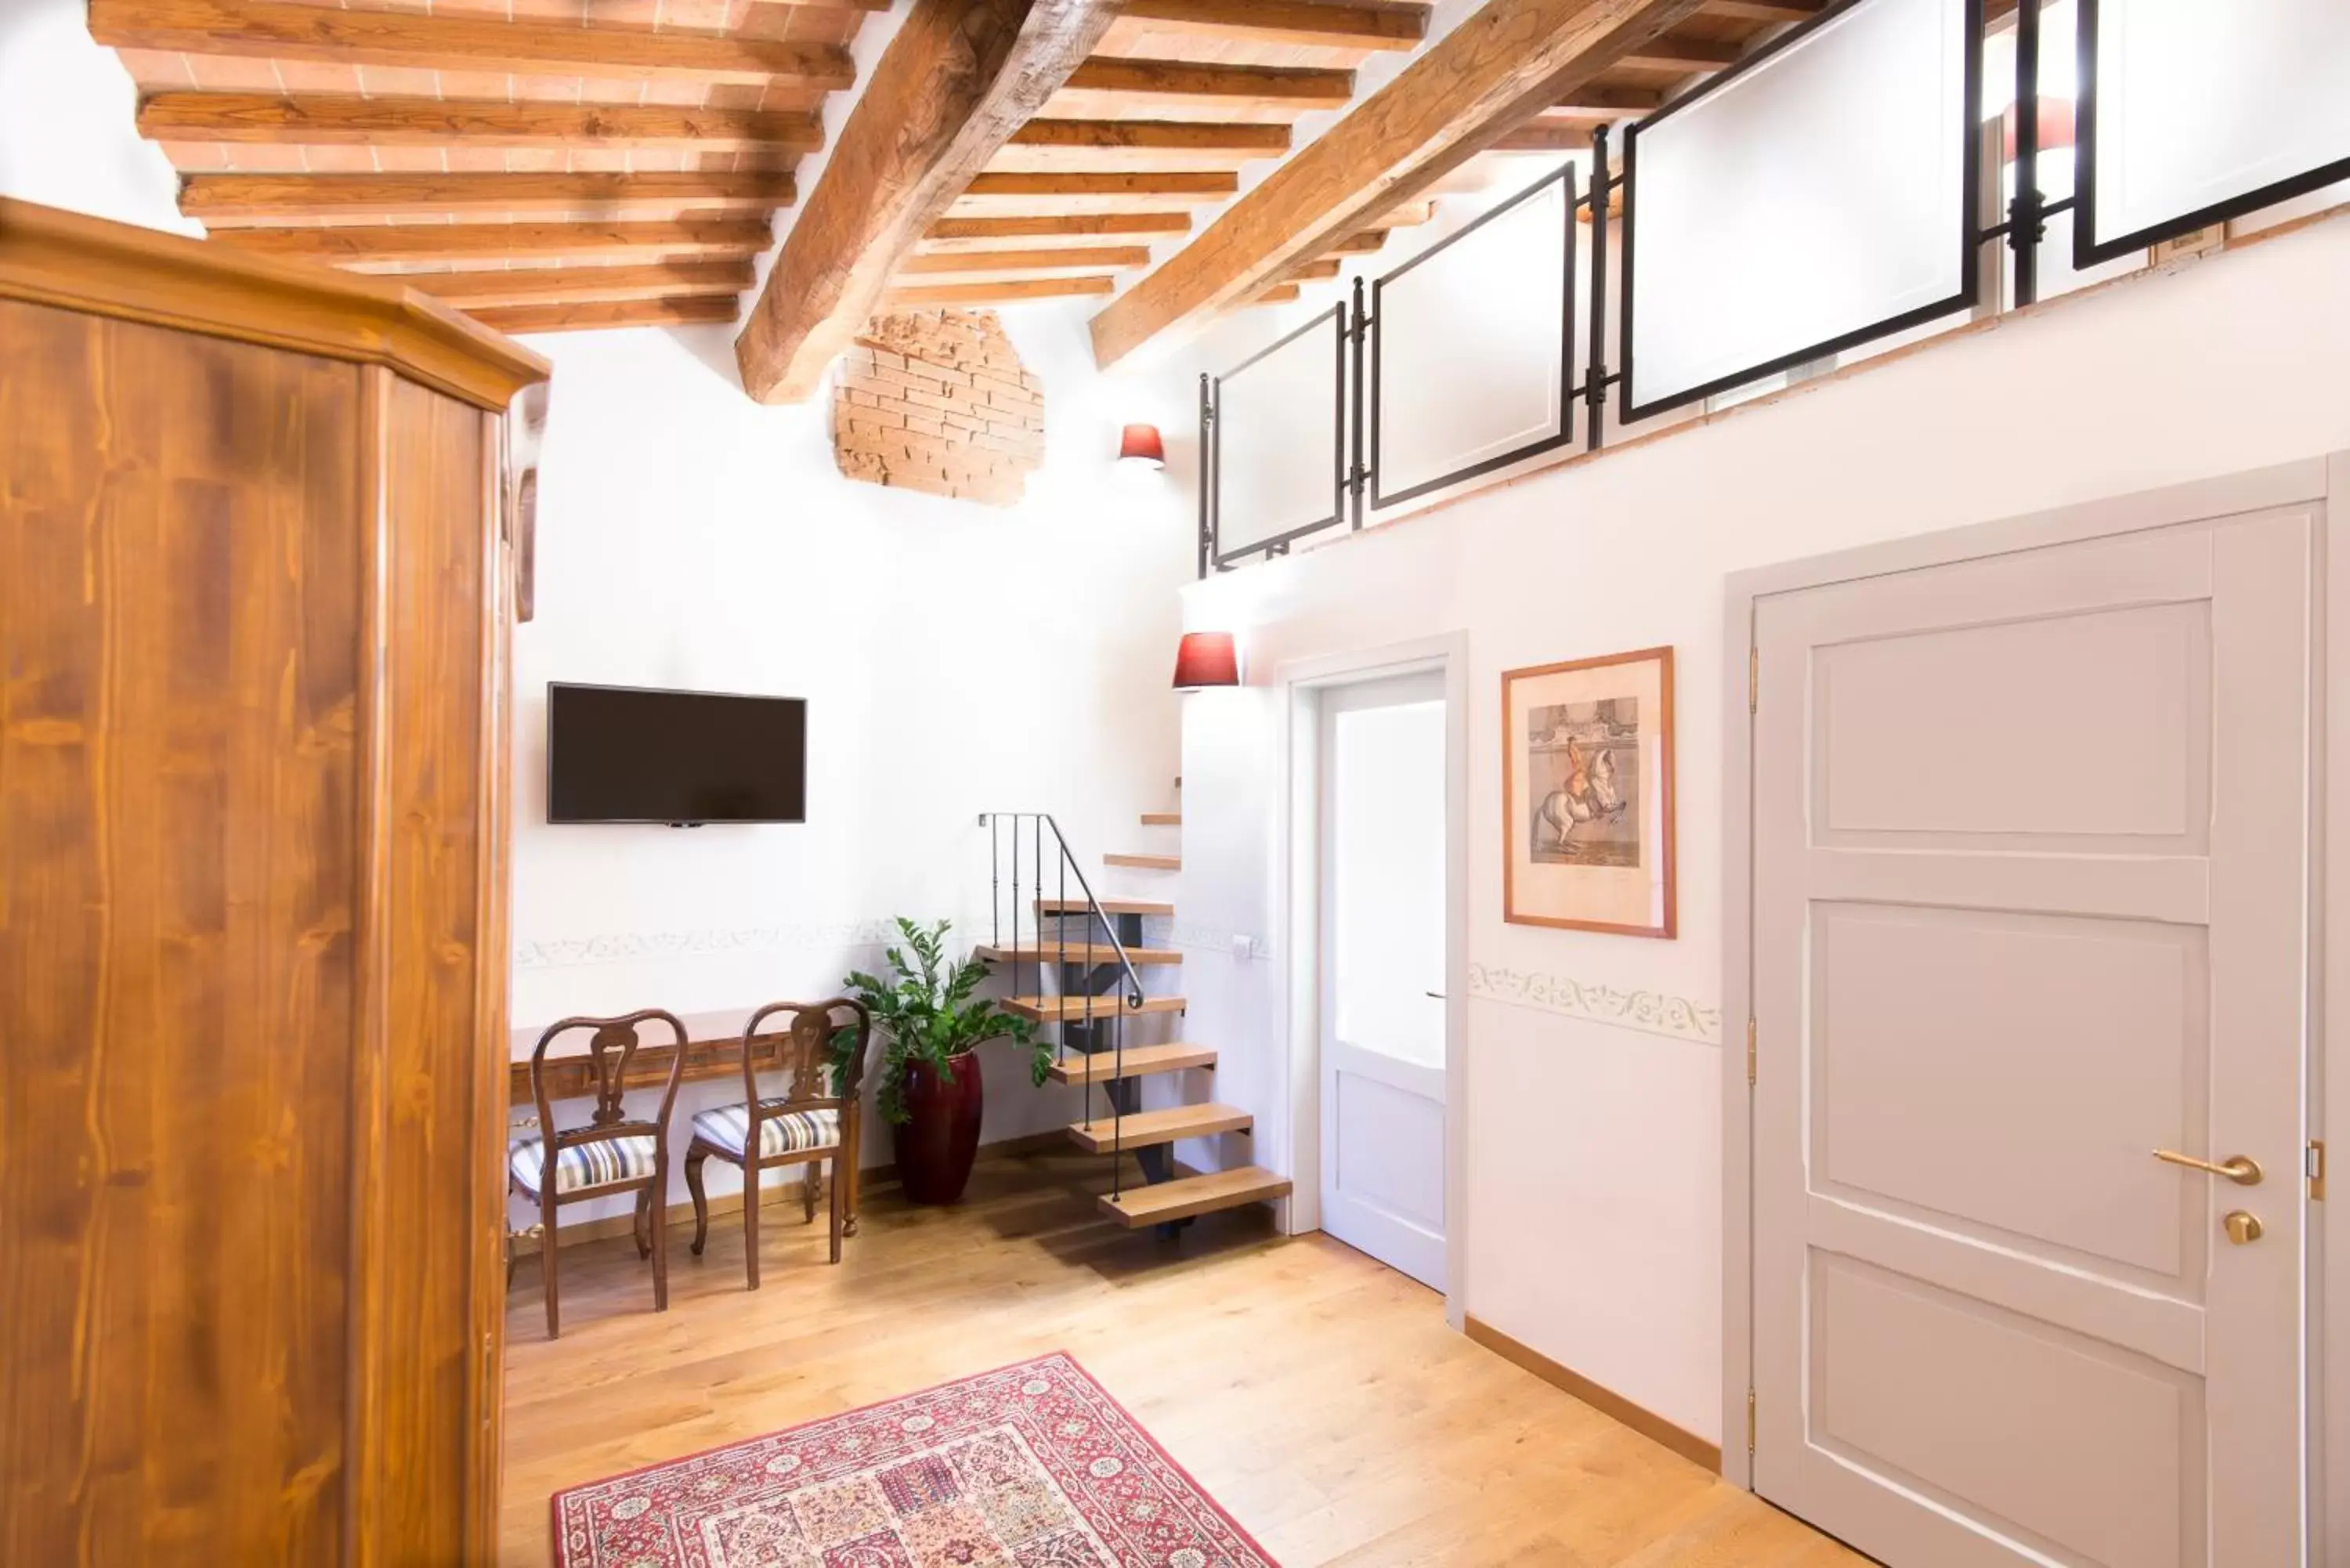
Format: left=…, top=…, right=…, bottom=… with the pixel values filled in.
left=514, top=913, right=996, bottom=971
left=1467, top=962, right=1722, bottom=1046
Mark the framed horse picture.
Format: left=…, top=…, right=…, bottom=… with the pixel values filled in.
left=1501, top=646, right=1676, bottom=937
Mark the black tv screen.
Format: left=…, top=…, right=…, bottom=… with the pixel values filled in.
left=547, top=683, right=806, bottom=824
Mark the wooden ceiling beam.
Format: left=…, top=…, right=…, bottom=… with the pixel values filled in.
left=949, top=171, right=1238, bottom=211
left=1554, top=83, right=1667, bottom=113
left=1250, top=282, right=1301, bottom=305
left=878, top=275, right=1117, bottom=309
left=918, top=211, right=1193, bottom=251
left=136, top=92, right=825, bottom=154
left=203, top=218, right=776, bottom=266
left=1087, top=0, right=1708, bottom=367
left=1492, top=121, right=1595, bottom=152
left=89, top=0, right=855, bottom=88
left=897, top=244, right=1154, bottom=273
left=1008, top=118, right=1292, bottom=154
left=1115, top=0, right=1427, bottom=51
left=1058, top=58, right=1354, bottom=109
left=734, top=0, right=1122, bottom=403
left=179, top=170, right=797, bottom=222
left=1616, top=30, right=1743, bottom=68
left=1701, top=0, right=1824, bottom=20
left=471, top=296, right=740, bottom=334
left=414, top=260, right=754, bottom=309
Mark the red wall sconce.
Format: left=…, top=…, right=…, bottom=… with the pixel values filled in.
left=1118, top=423, right=1166, bottom=469
left=1172, top=631, right=1239, bottom=691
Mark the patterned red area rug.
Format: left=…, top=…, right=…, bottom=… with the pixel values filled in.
left=551, top=1352, right=1279, bottom=1567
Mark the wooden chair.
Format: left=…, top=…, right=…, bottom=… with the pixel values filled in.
left=509, top=1010, right=689, bottom=1339
left=685, top=998, right=871, bottom=1288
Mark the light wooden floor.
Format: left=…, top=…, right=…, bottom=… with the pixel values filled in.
left=501, top=1151, right=1867, bottom=1566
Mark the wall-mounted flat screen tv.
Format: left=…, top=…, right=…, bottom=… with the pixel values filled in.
left=547, top=682, right=807, bottom=825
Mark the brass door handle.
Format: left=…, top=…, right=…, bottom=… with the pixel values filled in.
left=2152, top=1149, right=2263, bottom=1186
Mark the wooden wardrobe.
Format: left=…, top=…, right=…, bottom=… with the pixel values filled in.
left=0, top=199, right=549, bottom=1564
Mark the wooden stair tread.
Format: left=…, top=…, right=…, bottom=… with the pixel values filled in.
left=1038, top=896, right=1173, bottom=917
left=1003, top=994, right=1186, bottom=1024
left=1104, top=852, right=1180, bottom=871
left=1140, top=811, right=1181, bottom=826
left=1100, top=1165, right=1291, bottom=1226
left=1066, top=1102, right=1250, bottom=1152
left=1046, top=1042, right=1217, bottom=1084
left=978, top=944, right=1182, bottom=966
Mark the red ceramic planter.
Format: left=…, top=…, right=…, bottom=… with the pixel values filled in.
left=893, top=1053, right=985, bottom=1205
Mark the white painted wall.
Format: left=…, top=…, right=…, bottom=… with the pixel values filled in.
left=508, top=309, right=1194, bottom=1227
left=0, top=0, right=198, bottom=233
left=1155, top=207, right=2350, bottom=1443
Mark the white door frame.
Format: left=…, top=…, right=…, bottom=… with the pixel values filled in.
left=1719, top=453, right=2349, bottom=1562
left=1275, top=631, right=1470, bottom=1329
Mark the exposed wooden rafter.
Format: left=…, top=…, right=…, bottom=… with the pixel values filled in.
left=918, top=212, right=1196, bottom=252
left=734, top=0, right=1122, bottom=403
left=410, top=262, right=756, bottom=309
left=472, top=296, right=742, bottom=334
left=135, top=92, right=827, bottom=154
left=204, top=219, right=776, bottom=267
left=1115, top=0, right=1427, bottom=51
left=89, top=0, right=857, bottom=87
left=898, top=245, right=1156, bottom=275
left=879, top=275, right=1118, bottom=309
left=179, top=170, right=798, bottom=222
left=1088, top=0, right=1712, bottom=365
left=1056, top=58, right=1355, bottom=110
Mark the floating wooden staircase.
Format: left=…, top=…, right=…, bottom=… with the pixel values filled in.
left=982, top=807, right=1289, bottom=1232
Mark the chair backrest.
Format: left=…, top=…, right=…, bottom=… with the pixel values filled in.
left=737, top=998, right=872, bottom=1124
left=527, top=1010, right=690, bottom=1157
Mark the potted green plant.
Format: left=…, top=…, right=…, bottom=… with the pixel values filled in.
left=836, top=918, right=1049, bottom=1205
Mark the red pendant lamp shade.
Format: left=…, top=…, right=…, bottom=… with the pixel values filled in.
left=1118, top=422, right=1166, bottom=468
left=1172, top=630, right=1239, bottom=691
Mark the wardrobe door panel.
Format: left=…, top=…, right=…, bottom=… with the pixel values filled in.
left=0, top=299, right=363, bottom=1566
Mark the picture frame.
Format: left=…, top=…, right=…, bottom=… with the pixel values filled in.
left=1501, top=645, right=1676, bottom=938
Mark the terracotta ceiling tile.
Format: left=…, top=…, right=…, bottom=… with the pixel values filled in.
left=274, top=60, right=366, bottom=92
left=155, top=139, right=232, bottom=170
left=374, top=146, right=454, bottom=172
left=184, top=53, right=286, bottom=89
left=355, top=63, right=445, bottom=96
left=302, top=144, right=382, bottom=172
left=436, top=69, right=518, bottom=99
left=114, top=48, right=196, bottom=86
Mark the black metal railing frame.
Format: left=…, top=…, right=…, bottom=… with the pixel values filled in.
left=978, top=811, right=1144, bottom=1198
left=1198, top=0, right=2348, bottom=573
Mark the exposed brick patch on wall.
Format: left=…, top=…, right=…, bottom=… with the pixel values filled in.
left=831, top=309, right=1045, bottom=508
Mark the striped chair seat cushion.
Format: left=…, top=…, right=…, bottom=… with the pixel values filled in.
left=692, top=1100, right=841, bottom=1160
left=508, top=1133, right=659, bottom=1197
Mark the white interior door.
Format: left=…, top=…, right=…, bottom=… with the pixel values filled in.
left=1318, top=671, right=1448, bottom=1288
left=1750, top=507, right=2313, bottom=1566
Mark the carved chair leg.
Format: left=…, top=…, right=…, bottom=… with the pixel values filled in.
left=837, top=1161, right=855, bottom=1269
left=742, top=1158, right=761, bottom=1292
left=802, top=1162, right=819, bottom=1226
left=541, top=1190, right=562, bottom=1341
left=685, top=1146, right=710, bottom=1256
left=633, top=1188, right=653, bottom=1260
left=651, top=1172, right=670, bottom=1312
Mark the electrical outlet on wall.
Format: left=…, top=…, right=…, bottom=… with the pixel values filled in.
left=1230, top=934, right=1257, bottom=962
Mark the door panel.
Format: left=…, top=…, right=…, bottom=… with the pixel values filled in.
left=1752, top=508, right=2311, bottom=1567
left=1320, top=671, right=1448, bottom=1288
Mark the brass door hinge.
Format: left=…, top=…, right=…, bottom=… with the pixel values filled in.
left=1748, top=645, right=1759, bottom=713
left=1745, top=1016, right=1757, bottom=1087
left=2312, top=1139, right=2327, bottom=1201
left=1746, top=1386, right=1756, bottom=1455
